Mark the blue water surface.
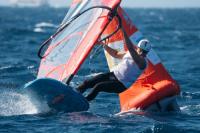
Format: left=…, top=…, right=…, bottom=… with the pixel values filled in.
left=0, top=7, right=200, bottom=133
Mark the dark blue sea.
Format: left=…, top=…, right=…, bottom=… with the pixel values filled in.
left=0, top=7, right=200, bottom=133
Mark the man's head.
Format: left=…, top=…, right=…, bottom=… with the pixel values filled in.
left=136, top=39, right=151, bottom=57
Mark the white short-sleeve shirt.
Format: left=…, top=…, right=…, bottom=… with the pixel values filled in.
left=112, top=52, right=146, bottom=88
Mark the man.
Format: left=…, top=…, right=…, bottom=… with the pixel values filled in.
left=76, top=27, right=151, bottom=101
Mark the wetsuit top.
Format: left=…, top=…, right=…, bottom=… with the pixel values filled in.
left=112, top=52, right=146, bottom=88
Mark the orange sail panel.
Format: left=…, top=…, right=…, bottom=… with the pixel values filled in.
left=37, top=0, right=121, bottom=82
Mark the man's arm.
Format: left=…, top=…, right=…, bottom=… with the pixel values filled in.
left=121, top=27, right=146, bottom=70
left=103, top=44, right=126, bottom=59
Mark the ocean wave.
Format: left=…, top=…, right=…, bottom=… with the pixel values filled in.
left=0, top=65, right=13, bottom=70
left=5, top=27, right=34, bottom=35
left=180, top=104, right=200, bottom=115
left=27, top=65, right=35, bottom=69
left=34, top=22, right=57, bottom=33
left=115, top=108, right=143, bottom=117
left=0, top=65, right=25, bottom=73
left=33, top=27, right=45, bottom=33
left=35, top=22, right=57, bottom=28
left=181, top=91, right=200, bottom=100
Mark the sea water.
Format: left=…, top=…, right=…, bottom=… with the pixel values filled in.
left=0, top=7, right=200, bottom=133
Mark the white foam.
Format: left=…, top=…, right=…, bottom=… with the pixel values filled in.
left=35, top=22, right=57, bottom=28
left=34, top=27, right=45, bottom=33
left=115, top=108, right=143, bottom=116
left=0, top=91, right=50, bottom=116
left=0, top=65, right=13, bottom=70
left=34, top=22, right=57, bottom=33
left=27, top=65, right=35, bottom=69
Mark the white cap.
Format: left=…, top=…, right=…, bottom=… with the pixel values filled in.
left=137, top=39, right=151, bottom=52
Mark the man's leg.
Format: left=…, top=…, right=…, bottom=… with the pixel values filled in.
left=76, top=72, right=113, bottom=93
left=86, top=80, right=126, bottom=101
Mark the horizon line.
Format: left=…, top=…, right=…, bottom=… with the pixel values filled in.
left=0, top=4, right=200, bottom=9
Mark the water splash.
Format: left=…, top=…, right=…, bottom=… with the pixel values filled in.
left=0, top=90, right=50, bottom=116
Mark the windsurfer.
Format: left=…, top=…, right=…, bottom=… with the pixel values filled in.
left=76, top=27, right=151, bottom=101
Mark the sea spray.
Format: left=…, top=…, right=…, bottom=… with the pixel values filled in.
left=0, top=89, right=50, bottom=116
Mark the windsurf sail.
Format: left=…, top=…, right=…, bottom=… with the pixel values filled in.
left=37, top=0, right=122, bottom=84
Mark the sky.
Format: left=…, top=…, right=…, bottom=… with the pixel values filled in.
left=0, top=0, right=200, bottom=8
